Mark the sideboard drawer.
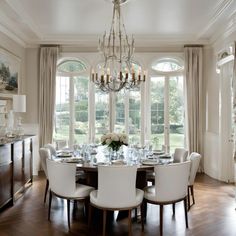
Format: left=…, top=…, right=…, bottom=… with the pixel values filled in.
left=0, top=144, right=11, bottom=165
left=13, top=141, right=23, bottom=160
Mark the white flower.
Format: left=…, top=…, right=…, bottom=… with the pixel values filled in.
left=119, top=134, right=127, bottom=143
left=111, top=133, right=119, bottom=141
left=106, top=138, right=112, bottom=145
left=101, top=135, right=106, bottom=143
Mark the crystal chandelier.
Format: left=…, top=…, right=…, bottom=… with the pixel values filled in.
left=91, top=0, right=146, bottom=92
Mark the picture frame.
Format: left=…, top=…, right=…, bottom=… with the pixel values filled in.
left=0, top=47, right=21, bottom=98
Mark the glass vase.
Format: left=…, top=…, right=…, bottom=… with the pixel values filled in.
left=110, top=148, right=120, bottom=160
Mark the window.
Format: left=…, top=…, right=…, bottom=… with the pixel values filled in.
left=151, top=58, right=183, bottom=73
left=150, top=58, right=184, bottom=153
left=95, top=90, right=109, bottom=141
left=54, top=55, right=184, bottom=151
left=54, top=59, right=89, bottom=146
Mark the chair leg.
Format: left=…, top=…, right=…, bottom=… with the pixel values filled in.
left=103, top=210, right=107, bottom=236
left=187, top=186, right=191, bottom=210
left=172, top=203, right=175, bottom=216
left=48, top=190, right=52, bottom=221
left=191, top=186, right=195, bottom=205
left=184, top=197, right=189, bottom=228
left=84, top=198, right=89, bottom=218
left=141, top=203, right=144, bottom=232
left=88, top=204, right=93, bottom=228
left=134, top=208, right=138, bottom=221
left=44, top=179, right=49, bottom=203
left=160, top=205, right=163, bottom=236
left=128, top=209, right=132, bottom=236
left=67, top=200, right=70, bottom=230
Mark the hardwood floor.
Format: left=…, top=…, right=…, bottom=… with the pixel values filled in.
left=0, top=173, right=236, bottom=236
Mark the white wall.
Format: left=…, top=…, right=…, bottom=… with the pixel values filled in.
left=0, top=32, right=40, bottom=175
left=203, top=31, right=236, bottom=181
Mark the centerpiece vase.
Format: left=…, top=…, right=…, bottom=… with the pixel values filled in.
left=110, top=148, right=120, bottom=160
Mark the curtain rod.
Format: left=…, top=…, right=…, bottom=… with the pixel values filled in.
left=184, top=45, right=203, bottom=48
left=40, top=45, right=60, bottom=47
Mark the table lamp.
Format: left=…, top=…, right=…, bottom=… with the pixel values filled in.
left=13, top=94, right=26, bottom=136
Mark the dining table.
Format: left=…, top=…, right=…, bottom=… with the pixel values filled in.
left=54, top=145, right=173, bottom=221
left=55, top=145, right=172, bottom=189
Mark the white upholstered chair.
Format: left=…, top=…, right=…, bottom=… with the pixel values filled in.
left=44, top=143, right=57, bottom=157
left=39, top=147, right=51, bottom=203
left=46, top=159, right=94, bottom=229
left=143, top=161, right=191, bottom=236
left=188, top=152, right=201, bottom=209
left=173, top=148, right=188, bottom=163
left=89, top=165, right=144, bottom=236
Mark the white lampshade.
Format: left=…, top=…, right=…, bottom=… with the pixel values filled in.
left=13, top=95, right=26, bottom=113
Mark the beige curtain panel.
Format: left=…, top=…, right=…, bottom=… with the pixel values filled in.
left=184, top=46, right=203, bottom=170
left=39, top=46, right=58, bottom=147
left=233, top=42, right=236, bottom=162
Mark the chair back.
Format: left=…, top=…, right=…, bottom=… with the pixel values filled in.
left=154, top=161, right=191, bottom=202
left=44, top=144, right=57, bottom=157
left=39, top=148, right=51, bottom=179
left=188, top=152, right=201, bottom=185
left=46, top=159, right=76, bottom=197
left=97, top=165, right=137, bottom=208
left=173, top=148, right=188, bottom=162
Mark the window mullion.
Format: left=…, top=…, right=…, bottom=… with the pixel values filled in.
left=109, top=92, right=116, bottom=132
left=69, top=76, right=75, bottom=148
left=88, top=79, right=95, bottom=143
left=125, top=92, right=129, bottom=135
left=164, top=76, right=170, bottom=153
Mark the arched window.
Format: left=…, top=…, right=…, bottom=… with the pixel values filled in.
left=54, top=59, right=89, bottom=147
left=149, top=57, right=184, bottom=153
left=151, top=58, right=184, bottom=73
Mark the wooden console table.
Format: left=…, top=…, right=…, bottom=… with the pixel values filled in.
left=0, top=135, right=34, bottom=211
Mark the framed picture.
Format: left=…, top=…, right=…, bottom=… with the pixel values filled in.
left=0, top=47, right=21, bottom=98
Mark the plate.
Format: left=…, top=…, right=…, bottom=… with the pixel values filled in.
left=159, top=154, right=171, bottom=159
left=93, top=162, right=107, bottom=166
left=141, top=160, right=159, bottom=165
left=57, top=153, right=72, bottom=158
left=153, top=150, right=165, bottom=155
left=111, top=160, right=126, bottom=165
left=61, top=158, right=83, bottom=163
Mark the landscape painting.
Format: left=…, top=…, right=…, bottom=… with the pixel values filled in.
left=0, top=48, right=20, bottom=97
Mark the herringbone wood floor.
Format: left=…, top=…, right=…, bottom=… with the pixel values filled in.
left=0, top=173, right=235, bottom=236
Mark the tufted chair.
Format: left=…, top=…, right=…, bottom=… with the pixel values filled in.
left=89, top=165, right=144, bottom=236
left=46, top=159, right=94, bottom=229
left=39, top=147, right=51, bottom=203
left=143, top=161, right=191, bottom=236
left=173, top=148, right=188, bottom=163
left=188, top=152, right=201, bottom=209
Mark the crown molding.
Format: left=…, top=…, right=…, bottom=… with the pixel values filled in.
left=4, top=0, right=42, bottom=39
left=210, top=9, right=236, bottom=47
left=24, top=33, right=210, bottom=48
left=0, top=23, right=26, bottom=47
left=197, top=0, right=233, bottom=39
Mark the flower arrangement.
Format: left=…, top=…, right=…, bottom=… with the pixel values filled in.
left=101, top=132, right=128, bottom=151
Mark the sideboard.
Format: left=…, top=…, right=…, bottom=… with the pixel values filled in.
left=0, top=135, right=34, bottom=211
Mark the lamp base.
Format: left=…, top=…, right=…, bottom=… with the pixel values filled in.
left=15, top=117, right=24, bottom=137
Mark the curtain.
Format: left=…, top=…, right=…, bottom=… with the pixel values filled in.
left=39, top=46, right=58, bottom=147
left=233, top=42, right=236, bottom=162
left=184, top=46, right=203, bottom=170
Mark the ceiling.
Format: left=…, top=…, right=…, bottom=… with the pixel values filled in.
left=0, top=0, right=236, bottom=48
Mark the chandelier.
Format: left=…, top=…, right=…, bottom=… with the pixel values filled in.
left=91, top=0, right=146, bottom=92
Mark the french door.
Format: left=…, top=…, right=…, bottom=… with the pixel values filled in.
left=150, top=75, right=184, bottom=153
